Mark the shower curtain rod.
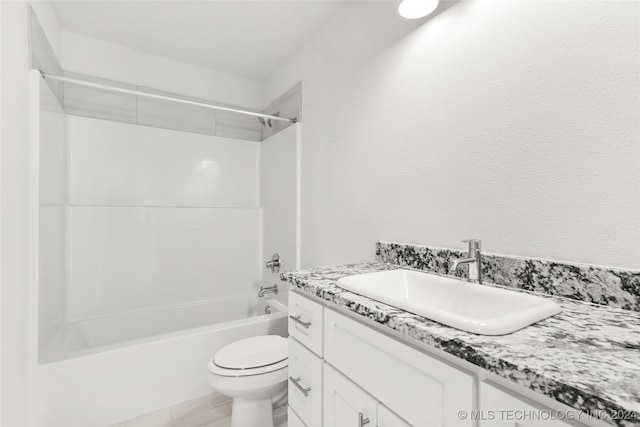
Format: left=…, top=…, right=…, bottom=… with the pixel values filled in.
left=39, top=71, right=296, bottom=123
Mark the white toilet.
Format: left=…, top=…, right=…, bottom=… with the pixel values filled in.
left=208, top=335, right=288, bottom=427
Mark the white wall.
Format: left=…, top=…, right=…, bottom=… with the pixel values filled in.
left=1, top=3, right=33, bottom=424
left=66, top=116, right=261, bottom=320
left=2, top=2, right=64, bottom=422
left=261, top=124, right=299, bottom=306
left=61, top=30, right=263, bottom=110
left=265, top=0, right=640, bottom=270
left=1, top=2, right=3, bottom=422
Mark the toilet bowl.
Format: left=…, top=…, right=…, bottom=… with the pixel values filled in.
left=208, top=335, right=288, bottom=427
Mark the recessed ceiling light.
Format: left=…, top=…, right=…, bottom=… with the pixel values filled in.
left=398, top=0, right=439, bottom=19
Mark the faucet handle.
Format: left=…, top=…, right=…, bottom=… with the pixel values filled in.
left=265, top=253, right=281, bottom=273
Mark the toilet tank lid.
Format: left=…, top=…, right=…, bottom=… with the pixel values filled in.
left=214, top=335, right=288, bottom=369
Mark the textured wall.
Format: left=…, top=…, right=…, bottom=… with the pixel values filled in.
left=1, top=3, right=32, bottom=424
left=265, top=0, right=640, bottom=270
left=2, top=2, right=64, bottom=422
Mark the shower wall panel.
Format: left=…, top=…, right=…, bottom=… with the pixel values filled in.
left=38, top=75, right=68, bottom=354
left=260, top=124, right=299, bottom=306
left=66, top=116, right=261, bottom=321
left=61, top=71, right=263, bottom=141
left=68, top=116, right=259, bottom=207
left=68, top=206, right=260, bottom=320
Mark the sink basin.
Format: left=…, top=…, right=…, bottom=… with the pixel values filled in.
left=336, top=269, right=561, bottom=335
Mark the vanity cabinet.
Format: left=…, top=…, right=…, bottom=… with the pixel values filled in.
left=479, top=382, right=574, bottom=427
left=288, top=290, right=472, bottom=426
left=288, top=292, right=324, bottom=426
left=378, top=403, right=413, bottom=427
left=289, top=407, right=308, bottom=427
left=324, top=309, right=474, bottom=427
left=324, top=364, right=410, bottom=427
left=288, top=290, right=586, bottom=427
left=324, top=364, right=378, bottom=427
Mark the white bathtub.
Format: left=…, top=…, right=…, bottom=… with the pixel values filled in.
left=30, top=294, right=288, bottom=426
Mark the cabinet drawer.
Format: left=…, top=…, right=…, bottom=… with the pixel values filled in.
left=288, top=337, right=322, bottom=427
left=480, top=381, right=576, bottom=427
left=324, top=309, right=475, bottom=427
left=288, top=291, right=323, bottom=356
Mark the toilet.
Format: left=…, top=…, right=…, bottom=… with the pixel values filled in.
left=208, top=335, right=288, bottom=427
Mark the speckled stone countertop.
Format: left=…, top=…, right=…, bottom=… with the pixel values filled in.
left=281, top=262, right=640, bottom=427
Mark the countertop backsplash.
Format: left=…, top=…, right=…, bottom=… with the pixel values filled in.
left=376, top=241, right=640, bottom=312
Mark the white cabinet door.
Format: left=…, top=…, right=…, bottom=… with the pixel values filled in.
left=378, top=404, right=411, bottom=427
left=480, top=381, right=576, bottom=427
left=324, top=365, right=377, bottom=427
left=325, top=309, right=474, bottom=427
left=289, top=406, right=308, bottom=427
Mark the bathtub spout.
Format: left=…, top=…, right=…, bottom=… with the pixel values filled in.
left=259, top=284, right=279, bottom=298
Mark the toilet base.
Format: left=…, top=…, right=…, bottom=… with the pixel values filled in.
left=231, top=398, right=274, bottom=427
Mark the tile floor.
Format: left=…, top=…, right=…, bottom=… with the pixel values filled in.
left=112, top=393, right=232, bottom=427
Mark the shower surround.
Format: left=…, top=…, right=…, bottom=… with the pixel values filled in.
left=30, top=71, right=299, bottom=425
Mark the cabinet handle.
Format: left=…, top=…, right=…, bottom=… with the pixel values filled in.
left=289, top=376, right=311, bottom=397
left=289, top=315, right=312, bottom=328
left=358, top=412, right=370, bottom=427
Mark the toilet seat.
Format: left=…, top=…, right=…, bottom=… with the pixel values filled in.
left=209, top=335, right=288, bottom=377
left=209, top=358, right=288, bottom=377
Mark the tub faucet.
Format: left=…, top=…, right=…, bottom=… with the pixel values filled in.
left=259, top=284, right=279, bottom=298
left=449, top=239, right=483, bottom=284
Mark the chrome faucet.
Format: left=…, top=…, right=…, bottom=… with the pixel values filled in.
left=449, top=239, right=483, bottom=284
left=259, top=284, right=279, bottom=297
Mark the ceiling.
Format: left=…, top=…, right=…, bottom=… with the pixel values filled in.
left=51, top=1, right=346, bottom=81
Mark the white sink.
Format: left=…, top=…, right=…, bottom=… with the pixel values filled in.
left=336, top=269, right=562, bottom=335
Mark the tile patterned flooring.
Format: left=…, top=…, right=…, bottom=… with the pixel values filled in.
left=113, top=393, right=232, bottom=427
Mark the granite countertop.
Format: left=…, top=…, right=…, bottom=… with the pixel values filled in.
left=281, top=262, right=640, bottom=427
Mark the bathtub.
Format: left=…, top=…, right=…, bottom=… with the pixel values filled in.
left=29, top=294, right=287, bottom=426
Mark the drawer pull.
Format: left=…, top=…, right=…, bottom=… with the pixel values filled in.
left=289, top=376, right=311, bottom=397
left=358, top=413, right=370, bottom=427
left=289, top=315, right=312, bottom=328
